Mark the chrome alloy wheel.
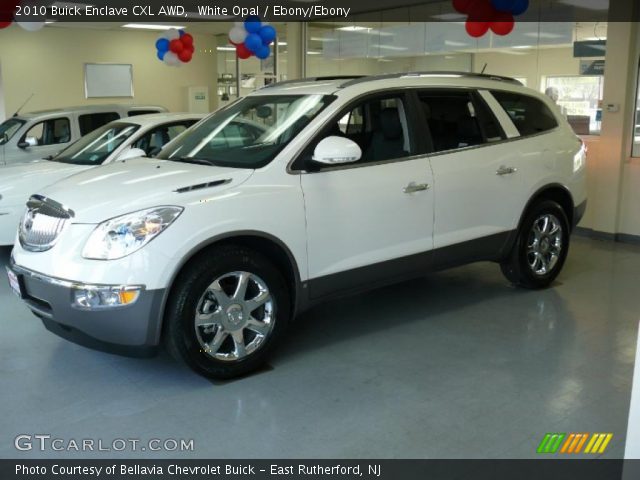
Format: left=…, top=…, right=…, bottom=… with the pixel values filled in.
left=194, top=271, right=275, bottom=362
left=526, top=213, right=563, bottom=276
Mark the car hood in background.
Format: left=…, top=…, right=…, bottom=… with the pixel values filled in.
left=0, top=160, right=90, bottom=206
left=38, top=157, right=254, bottom=223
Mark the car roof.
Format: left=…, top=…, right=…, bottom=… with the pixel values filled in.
left=251, top=72, right=529, bottom=97
left=115, top=112, right=206, bottom=127
left=16, top=104, right=167, bottom=119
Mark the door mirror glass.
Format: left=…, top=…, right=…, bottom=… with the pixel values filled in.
left=117, top=147, right=146, bottom=161
left=312, top=136, right=362, bottom=166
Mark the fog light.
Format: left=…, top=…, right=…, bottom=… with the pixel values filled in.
left=73, top=286, right=141, bottom=310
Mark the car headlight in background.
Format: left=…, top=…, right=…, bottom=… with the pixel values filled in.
left=82, top=206, right=183, bottom=260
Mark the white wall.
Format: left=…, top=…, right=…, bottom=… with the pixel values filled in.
left=0, top=61, right=5, bottom=122
left=0, top=24, right=218, bottom=114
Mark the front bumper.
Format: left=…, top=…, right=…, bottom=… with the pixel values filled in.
left=9, top=259, right=166, bottom=357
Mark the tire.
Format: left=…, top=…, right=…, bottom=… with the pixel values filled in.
left=164, top=245, right=291, bottom=379
left=500, top=200, right=570, bottom=289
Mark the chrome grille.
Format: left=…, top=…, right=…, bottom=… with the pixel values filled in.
left=19, top=195, right=74, bottom=252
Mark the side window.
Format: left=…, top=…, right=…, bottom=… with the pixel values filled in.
left=325, top=95, right=414, bottom=164
left=128, top=110, right=161, bottom=117
left=79, top=112, right=120, bottom=136
left=491, top=91, right=558, bottom=136
left=132, top=122, right=193, bottom=156
left=21, top=118, right=71, bottom=146
left=418, top=91, right=492, bottom=153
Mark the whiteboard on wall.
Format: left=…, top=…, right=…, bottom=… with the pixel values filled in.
left=84, top=63, right=134, bottom=98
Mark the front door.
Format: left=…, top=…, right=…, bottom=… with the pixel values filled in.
left=298, top=92, right=434, bottom=299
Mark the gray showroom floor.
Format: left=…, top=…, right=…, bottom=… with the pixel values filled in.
left=0, top=236, right=638, bottom=459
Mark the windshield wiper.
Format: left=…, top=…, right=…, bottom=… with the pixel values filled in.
left=170, top=156, right=219, bottom=166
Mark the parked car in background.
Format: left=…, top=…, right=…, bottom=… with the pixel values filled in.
left=7, top=73, right=587, bottom=379
left=0, top=113, right=203, bottom=245
left=0, top=104, right=167, bottom=166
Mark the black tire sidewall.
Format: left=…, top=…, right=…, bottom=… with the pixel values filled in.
left=166, top=246, right=290, bottom=379
left=514, top=200, right=570, bottom=288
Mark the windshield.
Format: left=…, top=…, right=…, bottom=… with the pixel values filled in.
left=0, top=118, right=25, bottom=145
left=158, top=94, right=334, bottom=168
left=52, top=122, right=140, bottom=165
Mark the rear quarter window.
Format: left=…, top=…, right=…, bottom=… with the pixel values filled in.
left=491, top=91, right=558, bottom=136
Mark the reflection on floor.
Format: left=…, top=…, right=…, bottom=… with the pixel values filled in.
left=0, top=236, right=637, bottom=459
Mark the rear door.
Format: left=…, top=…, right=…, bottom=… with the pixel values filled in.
left=420, top=89, right=528, bottom=260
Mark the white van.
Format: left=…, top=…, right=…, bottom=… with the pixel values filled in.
left=0, top=104, right=167, bottom=166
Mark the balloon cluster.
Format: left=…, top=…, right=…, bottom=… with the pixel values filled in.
left=155, top=29, right=195, bottom=66
left=0, top=1, right=45, bottom=31
left=453, top=0, right=530, bottom=38
left=228, top=16, right=276, bottom=60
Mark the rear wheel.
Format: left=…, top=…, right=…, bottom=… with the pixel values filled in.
left=501, top=200, right=570, bottom=289
left=164, top=245, right=290, bottom=379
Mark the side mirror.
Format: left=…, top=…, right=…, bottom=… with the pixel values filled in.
left=312, top=136, right=362, bottom=166
left=18, top=137, right=38, bottom=149
left=117, top=147, right=146, bottom=161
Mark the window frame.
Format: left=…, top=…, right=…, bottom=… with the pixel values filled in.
left=290, top=89, right=428, bottom=173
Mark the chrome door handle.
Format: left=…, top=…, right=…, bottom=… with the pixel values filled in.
left=403, top=182, right=430, bottom=194
left=496, top=165, right=517, bottom=176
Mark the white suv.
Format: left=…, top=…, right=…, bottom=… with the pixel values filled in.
left=7, top=73, right=587, bottom=379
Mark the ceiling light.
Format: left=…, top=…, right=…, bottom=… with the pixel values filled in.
left=306, top=51, right=322, bottom=55
left=337, top=26, right=370, bottom=32
left=217, top=46, right=236, bottom=51
left=431, top=13, right=466, bottom=20
left=122, top=24, right=186, bottom=31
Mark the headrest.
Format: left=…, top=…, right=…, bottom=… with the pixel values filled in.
left=458, top=116, right=479, bottom=139
left=380, top=107, right=403, bottom=140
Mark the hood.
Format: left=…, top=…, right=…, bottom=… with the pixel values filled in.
left=0, top=160, right=90, bottom=206
left=39, top=158, right=254, bottom=223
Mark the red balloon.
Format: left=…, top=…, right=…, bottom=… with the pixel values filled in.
left=169, top=39, right=184, bottom=54
left=452, top=0, right=474, bottom=14
left=0, top=2, right=18, bottom=25
left=0, top=21, right=11, bottom=29
left=178, top=49, right=193, bottom=63
left=236, top=43, right=252, bottom=59
left=466, top=20, right=490, bottom=37
left=490, top=13, right=515, bottom=35
left=468, top=0, right=497, bottom=21
left=180, top=33, right=194, bottom=47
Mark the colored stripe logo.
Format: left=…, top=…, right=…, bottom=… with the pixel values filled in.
left=537, top=433, right=613, bottom=454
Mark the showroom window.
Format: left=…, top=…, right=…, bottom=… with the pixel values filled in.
left=21, top=117, right=71, bottom=146
left=491, top=91, right=559, bottom=137
left=545, top=75, right=604, bottom=135
left=418, top=91, right=504, bottom=153
left=79, top=112, right=120, bottom=136
left=632, top=64, right=640, bottom=157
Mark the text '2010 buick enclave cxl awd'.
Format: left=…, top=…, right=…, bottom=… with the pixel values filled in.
left=7, top=73, right=587, bottom=379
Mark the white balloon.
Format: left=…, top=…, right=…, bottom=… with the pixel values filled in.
left=17, top=21, right=45, bottom=32
left=228, top=26, right=247, bottom=44
left=234, top=21, right=245, bottom=28
left=164, top=51, right=180, bottom=66
left=166, top=28, right=180, bottom=40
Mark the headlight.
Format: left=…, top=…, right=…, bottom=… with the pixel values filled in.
left=82, top=206, right=183, bottom=260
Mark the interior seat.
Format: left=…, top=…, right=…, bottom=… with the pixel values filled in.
left=365, top=107, right=406, bottom=162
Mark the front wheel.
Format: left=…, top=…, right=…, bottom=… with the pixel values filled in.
left=164, top=245, right=290, bottom=379
left=500, top=200, right=570, bottom=289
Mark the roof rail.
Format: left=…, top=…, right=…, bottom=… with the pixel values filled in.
left=339, top=71, right=523, bottom=88
left=262, top=76, right=365, bottom=89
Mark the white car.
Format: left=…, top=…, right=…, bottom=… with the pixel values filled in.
left=8, top=73, right=587, bottom=379
left=0, top=113, right=204, bottom=245
left=0, top=104, right=167, bottom=166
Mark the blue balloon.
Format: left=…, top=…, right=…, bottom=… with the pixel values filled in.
left=244, top=16, right=261, bottom=34
left=491, top=0, right=516, bottom=12
left=255, top=45, right=271, bottom=60
left=510, top=0, right=529, bottom=15
left=157, top=49, right=167, bottom=61
left=259, top=25, right=276, bottom=45
left=179, top=29, right=185, bottom=37
left=245, top=33, right=263, bottom=53
left=155, top=38, right=170, bottom=52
